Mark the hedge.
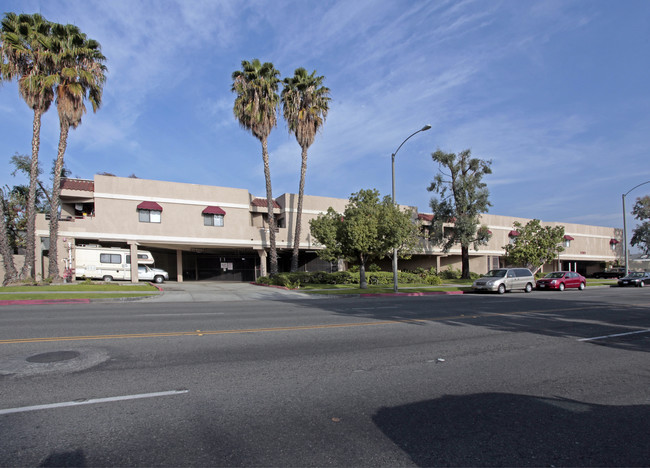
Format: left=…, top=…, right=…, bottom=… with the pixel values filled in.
left=254, top=270, right=443, bottom=288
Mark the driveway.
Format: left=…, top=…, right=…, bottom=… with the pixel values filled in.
left=142, top=281, right=322, bottom=302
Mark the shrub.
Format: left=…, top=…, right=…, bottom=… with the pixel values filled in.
left=256, top=275, right=272, bottom=285
left=410, top=267, right=428, bottom=279
left=330, top=271, right=353, bottom=284
left=310, top=271, right=333, bottom=284
left=397, top=271, right=421, bottom=284
left=440, top=267, right=461, bottom=280
left=367, top=263, right=381, bottom=272
left=425, top=275, right=442, bottom=285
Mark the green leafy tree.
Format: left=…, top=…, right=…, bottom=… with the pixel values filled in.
left=630, top=195, right=650, bottom=254
left=309, top=189, right=420, bottom=289
left=281, top=67, right=331, bottom=272
left=47, top=22, right=106, bottom=281
left=427, top=149, right=492, bottom=279
left=0, top=154, right=52, bottom=263
left=1, top=13, right=56, bottom=280
left=232, top=59, right=281, bottom=274
left=503, top=219, right=565, bottom=273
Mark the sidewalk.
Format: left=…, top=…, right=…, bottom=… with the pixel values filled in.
left=0, top=281, right=324, bottom=305
left=138, top=281, right=322, bottom=303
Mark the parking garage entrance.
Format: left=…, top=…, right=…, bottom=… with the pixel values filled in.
left=182, top=252, right=259, bottom=282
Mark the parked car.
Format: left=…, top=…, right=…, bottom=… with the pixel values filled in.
left=536, top=271, right=586, bottom=291
left=617, top=271, right=650, bottom=287
left=138, top=265, right=169, bottom=283
left=472, top=268, right=535, bottom=294
left=591, top=268, right=626, bottom=279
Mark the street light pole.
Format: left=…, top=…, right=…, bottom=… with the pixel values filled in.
left=391, top=124, right=432, bottom=293
left=622, top=180, right=650, bottom=276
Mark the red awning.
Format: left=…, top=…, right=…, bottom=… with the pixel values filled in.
left=564, top=235, right=574, bottom=241
left=137, top=201, right=163, bottom=211
left=509, top=230, right=520, bottom=237
left=418, top=213, right=434, bottom=222
left=251, top=198, right=281, bottom=209
left=202, top=206, right=226, bottom=215
left=610, top=239, right=620, bottom=244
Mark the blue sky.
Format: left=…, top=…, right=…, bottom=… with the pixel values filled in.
left=1, top=0, right=649, bottom=241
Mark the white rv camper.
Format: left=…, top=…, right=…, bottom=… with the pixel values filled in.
left=74, top=245, right=162, bottom=282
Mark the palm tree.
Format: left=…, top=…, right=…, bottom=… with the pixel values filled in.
left=281, top=68, right=330, bottom=272
left=47, top=23, right=106, bottom=281
left=0, top=190, right=19, bottom=285
left=232, top=59, right=281, bottom=275
left=1, top=13, right=56, bottom=280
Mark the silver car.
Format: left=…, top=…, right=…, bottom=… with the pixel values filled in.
left=472, top=268, right=535, bottom=294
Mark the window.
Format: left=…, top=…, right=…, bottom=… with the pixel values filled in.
left=100, top=253, right=121, bottom=264
left=139, top=209, right=161, bottom=223
left=126, top=254, right=150, bottom=264
left=204, top=214, right=224, bottom=227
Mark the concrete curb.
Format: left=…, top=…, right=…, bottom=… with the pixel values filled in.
left=0, top=298, right=91, bottom=306
left=249, top=282, right=291, bottom=290
left=361, top=291, right=465, bottom=297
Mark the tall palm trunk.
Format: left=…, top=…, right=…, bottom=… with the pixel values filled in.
left=290, top=145, right=308, bottom=272
left=19, top=108, right=44, bottom=281
left=47, top=120, right=69, bottom=281
left=0, top=193, right=19, bottom=285
left=261, top=138, right=278, bottom=275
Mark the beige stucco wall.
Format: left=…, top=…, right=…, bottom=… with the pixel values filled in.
left=36, top=176, right=352, bottom=252
left=30, top=175, right=622, bottom=279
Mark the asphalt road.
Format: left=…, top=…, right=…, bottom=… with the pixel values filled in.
left=1, top=287, right=649, bottom=466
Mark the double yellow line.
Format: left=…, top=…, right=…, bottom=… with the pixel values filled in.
left=1, top=303, right=639, bottom=345
left=0, top=319, right=420, bottom=345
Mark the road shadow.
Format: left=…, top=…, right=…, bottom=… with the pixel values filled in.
left=283, top=291, right=650, bottom=354
left=373, top=392, right=650, bottom=466
left=40, top=448, right=86, bottom=467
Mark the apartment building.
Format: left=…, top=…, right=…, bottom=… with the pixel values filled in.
left=31, top=175, right=622, bottom=282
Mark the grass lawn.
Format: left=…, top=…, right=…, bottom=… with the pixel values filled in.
left=0, top=283, right=160, bottom=301
left=585, top=279, right=617, bottom=287
left=1, top=283, right=157, bottom=292
left=0, top=293, right=158, bottom=300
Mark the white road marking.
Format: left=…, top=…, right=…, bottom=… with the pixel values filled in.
left=0, top=389, right=189, bottom=416
left=579, top=329, right=650, bottom=342
left=132, top=313, right=225, bottom=317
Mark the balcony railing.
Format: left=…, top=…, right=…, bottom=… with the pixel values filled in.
left=44, top=214, right=94, bottom=221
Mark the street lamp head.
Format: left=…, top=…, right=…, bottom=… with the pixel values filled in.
left=421, top=124, right=432, bottom=131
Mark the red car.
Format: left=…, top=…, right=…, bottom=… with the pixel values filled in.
left=536, top=271, right=586, bottom=291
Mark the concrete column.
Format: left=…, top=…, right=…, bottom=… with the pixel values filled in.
left=256, top=249, right=268, bottom=277
left=176, top=249, right=183, bottom=282
left=128, top=241, right=138, bottom=283
left=435, top=255, right=441, bottom=274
